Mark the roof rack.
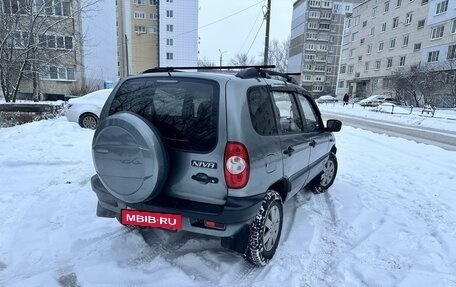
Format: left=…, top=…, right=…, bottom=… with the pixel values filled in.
left=141, top=65, right=300, bottom=85
left=235, top=68, right=300, bottom=84
left=142, top=65, right=275, bottom=74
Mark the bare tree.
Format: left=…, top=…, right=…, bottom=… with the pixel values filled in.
left=197, top=57, right=215, bottom=67
left=441, top=60, right=456, bottom=107
left=267, top=37, right=289, bottom=73
left=0, top=0, right=98, bottom=103
left=229, top=53, right=257, bottom=66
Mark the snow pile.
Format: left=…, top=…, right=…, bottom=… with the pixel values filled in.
left=0, top=116, right=455, bottom=287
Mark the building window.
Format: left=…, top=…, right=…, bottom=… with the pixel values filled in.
left=150, top=13, right=158, bottom=19
left=33, top=0, right=71, bottom=16
left=150, top=0, right=158, bottom=4
left=363, top=21, right=367, bottom=27
left=447, top=44, right=456, bottom=59
left=431, top=25, right=444, bottom=39
left=405, top=12, right=413, bottom=24
left=393, top=17, right=399, bottom=28
left=427, top=51, right=439, bottom=62
left=166, top=10, right=173, bottom=17
left=135, top=0, right=146, bottom=4
left=351, top=32, right=358, bottom=41
left=308, top=22, right=318, bottom=29
left=435, top=0, right=448, bottom=14
left=326, top=66, right=333, bottom=73
left=384, top=1, right=389, bottom=12
left=340, top=65, right=347, bottom=74
left=166, top=24, right=174, bottom=32
left=166, top=0, right=173, bottom=2
left=42, top=66, right=75, bottom=81
left=417, top=19, right=425, bottom=29
left=312, top=85, right=324, bottom=92
left=338, top=81, right=345, bottom=88
left=348, top=65, right=354, bottom=73
left=402, top=34, right=409, bottom=46
left=134, top=25, right=146, bottom=33
left=148, top=26, right=157, bottom=34
left=390, top=38, right=396, bottom=49
left=166, top=52, right=173, bottom=60
left=358, top=56, right=363, bottom=62
left=396, top=0, right=402, bottom=7
left=367, top=44, right=372, bottom=54
left=381, top=22, right=387, bottom=32
left=134, top=11, right=145, bottom=19
left=372, top=6, right=377, bottom=16
left=414, top=42, right=421, bottom=51
left=365, top=62, right=369, bottom=71
left=399, top=56, right=406, bottom=66
left=370, top=27, right=375, bottom=35
left=350, top=48, right=356, bottom=57
left=303, top=75, right=312, bottom=81
left=166, top=38, right=173, bottom=46
left=387, top=57, right=393, bottom=68
left=378, top=41, right=384, bottom=51
left=375, top=60, right=381, bottom=70
left=452, top=19, right=456, bottom=33
left=360, top=38, right=365, bottom=45
left=421, top=0, right=428, bottom=4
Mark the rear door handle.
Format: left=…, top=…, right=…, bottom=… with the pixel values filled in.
left=309, top=140, right=316, bottom=148
left=191, top=173, right=218, bottom=184
left=283, top=146, right=295, bottom=156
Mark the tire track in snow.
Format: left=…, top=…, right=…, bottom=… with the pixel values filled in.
left=299, top=192, right=339, bottom=287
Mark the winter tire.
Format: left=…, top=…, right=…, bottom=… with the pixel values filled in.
left=244, top=190, right=283, bottom=266
left=309, top=153, right=338, bottom=194
left=80, top=113, right=98, bottom=129
left=92, top=112, right=169, bottom=203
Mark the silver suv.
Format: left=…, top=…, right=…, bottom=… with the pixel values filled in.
left=91, top=67, right=341, bottom=266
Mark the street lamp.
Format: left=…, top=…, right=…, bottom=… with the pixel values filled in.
left=218, top=49, right=227, bottom=70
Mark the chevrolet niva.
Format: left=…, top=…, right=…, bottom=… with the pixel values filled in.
left=92, top=67, right=341, bottom=266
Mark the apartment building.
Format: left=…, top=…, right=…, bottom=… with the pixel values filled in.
left=116, top=0, right=198, bottom=77
left=0, top=0, right=84, bottom=100
left=288, top=0, right=363, bottom=96
left=337, top=0, right=456, bottom=98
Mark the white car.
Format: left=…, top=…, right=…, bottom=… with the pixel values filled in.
left=316, top=95, right=338, bottom=103
left=358, top=95, right=387, bottom=107
left=65, top=89, right=113, bottom=129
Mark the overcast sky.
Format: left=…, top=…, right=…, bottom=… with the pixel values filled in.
left=197, top=0, right=295, bottom=66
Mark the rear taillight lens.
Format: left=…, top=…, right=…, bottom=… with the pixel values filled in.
left=224, top=142, right=249, bottom=189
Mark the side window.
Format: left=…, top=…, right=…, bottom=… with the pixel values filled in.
left=297, top=94, right=320, bottom=132
left=272, top=91, right=304, bottom=134
left=247, top=86, right=278, bottom=136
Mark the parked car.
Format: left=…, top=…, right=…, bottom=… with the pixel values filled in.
left=316, top=95, right=338, bottom=103
left=358, top=95, right=385, bottom=106
left=65, top=89, right=113, bottom=129
left=91, top=67, right=342, bottom=266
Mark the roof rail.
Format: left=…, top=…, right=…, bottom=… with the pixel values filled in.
left=235, top=68, right=300, bottom=84
left=142, top=65, right=275, bottom=74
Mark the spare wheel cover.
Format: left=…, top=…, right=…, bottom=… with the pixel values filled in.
left=92, top=112, right=168, bottom=203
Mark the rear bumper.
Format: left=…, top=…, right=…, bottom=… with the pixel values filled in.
left=91, top=175, right=264, bottom=237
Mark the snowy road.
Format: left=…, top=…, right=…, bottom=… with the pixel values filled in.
left=1, top=117, right=456, bottom=287
left=322, top=112, right=456, bottom=151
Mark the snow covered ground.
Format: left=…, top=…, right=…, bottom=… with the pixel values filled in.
left=1, top=114, right=455, bottom=287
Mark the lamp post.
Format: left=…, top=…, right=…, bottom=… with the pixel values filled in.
left=218, top=49, right=227, bottom=70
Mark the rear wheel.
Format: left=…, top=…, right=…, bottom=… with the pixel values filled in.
left=79, top=113, right=98, bottom=129
left=308, top=153, right=338, bottom=194
left=244, top=190, right=283, bottom=266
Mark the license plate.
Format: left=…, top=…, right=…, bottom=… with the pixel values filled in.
left=121, top=209, right=182, bottom=230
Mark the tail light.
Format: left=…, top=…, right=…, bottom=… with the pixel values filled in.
left=224, top=142, right=249, bottom=189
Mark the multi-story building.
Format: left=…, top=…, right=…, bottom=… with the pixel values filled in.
left=288, top=0, right=362, bottom=96
left=116, top=0, right=198, bottom=77
left=0, top=0, right=84, bottom=100
left=337, top=0, right=456, bottom=99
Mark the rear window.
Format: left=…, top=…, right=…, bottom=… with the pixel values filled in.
left=109, top=77, right=219, bottom=152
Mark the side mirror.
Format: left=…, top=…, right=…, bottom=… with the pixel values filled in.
left=326, top=119, right=342, bottom=132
